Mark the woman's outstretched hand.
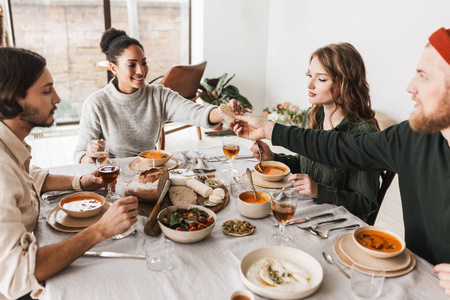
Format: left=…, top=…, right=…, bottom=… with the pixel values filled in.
left=232, top=115, right=275, bottom=141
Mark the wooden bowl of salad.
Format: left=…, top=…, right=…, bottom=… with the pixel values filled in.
left=157, top=204, right=216, bottom=243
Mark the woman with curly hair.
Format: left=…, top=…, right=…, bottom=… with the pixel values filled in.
left=252, top=43, right=380, bottom=220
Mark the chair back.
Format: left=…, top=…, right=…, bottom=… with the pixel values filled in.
left=367, top=171, right=396, bottom=225
left=160, top=61, right=207, bottom=99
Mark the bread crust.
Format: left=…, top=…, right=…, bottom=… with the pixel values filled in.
left=219, top=104, right=235, bottom=123
left=126, top=168, right=169, bottom=203
left=169, top=186, right=198, bottom=205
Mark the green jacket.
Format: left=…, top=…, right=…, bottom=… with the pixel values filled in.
left=274, top=107, right=380, bottom=220
left=272, top=120, right=450, bottom=265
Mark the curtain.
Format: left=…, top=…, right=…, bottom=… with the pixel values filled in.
left=0, top=3, right=9, bottom=47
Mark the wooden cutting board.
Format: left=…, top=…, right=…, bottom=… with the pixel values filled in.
left=138, top=185, right=229, bottom=217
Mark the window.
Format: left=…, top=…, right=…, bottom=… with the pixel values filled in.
left=9, top=0, right=190, bottom=124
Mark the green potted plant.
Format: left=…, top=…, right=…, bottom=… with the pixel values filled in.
left=199, top=73, right=253, bottom=110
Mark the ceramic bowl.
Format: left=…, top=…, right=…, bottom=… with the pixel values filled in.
left=238, top=191, right=272, bottom=219
left=253, top=161, right=290, bottom=182
left=353, top=226, right=406, bottom=258
left=205, top=178, right=225, bottom=189
left=240, top=246, right=323, bottom=299
left=157, top=204, right=216, bottom=243
left=59, top=192, right=106, bottom=218
left=138, top=150, right=173, bottom=168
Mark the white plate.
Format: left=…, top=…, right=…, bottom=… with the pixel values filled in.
left=240, top=246, right=323, bottom=299
left=55, top=202, right=111, bottom=228
left=129, top=157, right=182, bottom=173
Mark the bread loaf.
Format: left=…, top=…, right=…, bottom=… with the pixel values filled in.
left=218, top=104, right=235, bottom=123
left=125, top=168, right=169, bottom=203
left=169, top=186, right=197, bottom=205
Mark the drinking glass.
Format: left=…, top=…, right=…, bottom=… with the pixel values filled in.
left=271, top=189, right=297, bottom=246
left=222, top=137, right=240, bottom=175
left=145, top=239, right=175, bottom=272
left=351, top=265, right=385, bottom=299
left=98, top=157, right=120, bottom=201
left=88, top=140, right=108, bottom=166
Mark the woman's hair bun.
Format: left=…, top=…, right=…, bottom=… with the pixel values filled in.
left=100, top=28, right=127, bottom=55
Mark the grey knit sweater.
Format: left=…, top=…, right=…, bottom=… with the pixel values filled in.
left=74, top=78, right=218, bottom=162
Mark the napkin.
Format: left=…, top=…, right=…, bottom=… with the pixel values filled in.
left=181, top=150, right=216, bottom=173
left=271, top=188, right=310, bottom=201
left=41, top=190, right=75, bottom=203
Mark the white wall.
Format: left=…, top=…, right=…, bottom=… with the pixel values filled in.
left=201, top=0, right=450, bottom=121
left=201, top=0, right=270, bottom=114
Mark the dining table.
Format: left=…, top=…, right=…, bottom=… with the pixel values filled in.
left=35, top=145, right=446, bottom=300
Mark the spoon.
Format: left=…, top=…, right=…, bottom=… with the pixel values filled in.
left=246, top=168, right=258, bottom=200
left=281, top=181, right=294, bottom=191
left=313, top=224, right=360, bottom=239
left=322, top=252, right=350, bottom=279
left=254, top=141, right=263, bottom=173
left=199, top=169, right=212, bottom=184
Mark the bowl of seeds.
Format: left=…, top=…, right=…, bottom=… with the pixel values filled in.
left=222, top=219, right=255, bottom=237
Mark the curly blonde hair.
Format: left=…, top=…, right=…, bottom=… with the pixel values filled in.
left=306, top=43, right=379, bottom=130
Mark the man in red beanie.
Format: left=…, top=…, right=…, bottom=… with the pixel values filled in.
left=232, top=27, right=450, bottom=297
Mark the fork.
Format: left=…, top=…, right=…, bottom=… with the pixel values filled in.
left=297, top=218, right=347, bottom=232
left=112, top=226, right=137, bottom=240
left=311, top=224, right=360, bottom=238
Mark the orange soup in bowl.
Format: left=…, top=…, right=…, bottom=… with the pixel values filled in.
left=140, top=151, right=170, bottom=159
left=258, top=165, right=289, bottom=176
left=355, top=230, right=403, bottom=253
left=240, top=191, right=270, bottom=204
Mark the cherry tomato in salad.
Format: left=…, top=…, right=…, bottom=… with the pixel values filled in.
left=189, top=227, right=198, bottom=231
left=207, top=217, right=213, bottom=224
left=197, top=223, right=207, bottom=230
left=188, top=223, right=198, bottom=229
left=198, top=216, right=207, bottom=224
left=175, top=227, right=183, bottom=231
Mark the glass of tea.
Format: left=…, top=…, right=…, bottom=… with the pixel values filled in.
left=271, top=189, right=297, bottom=246
left=98, top=158, right=120, bottom=201
left=88, top=140, right=109, bottom=166
left=222, top=137, right=240, bottom=175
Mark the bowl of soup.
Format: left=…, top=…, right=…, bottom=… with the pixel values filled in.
left=253, top=161, right=290, bottom=182
left=59, top=192, right=106, bottom=218
left=138, top=150, right=173, bottom=168
left=238, top=191, right=272, bottom=219
left=352, top=226, right=406, bottom=258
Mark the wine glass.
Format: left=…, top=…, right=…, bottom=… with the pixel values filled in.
left=222, top=137, right=240, bottom=175
left=98, top=157, right=120, bottom=201
left=88, top=140, right=108, bottom=166
left=271, top=189, right=297, bottom=246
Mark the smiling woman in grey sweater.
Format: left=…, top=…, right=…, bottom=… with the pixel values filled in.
left=74, top=28, right=246, bottom=163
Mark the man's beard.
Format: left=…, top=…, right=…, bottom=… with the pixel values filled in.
left=19, top=103, right=56, bottom=130
left=409, top=88, right=450, bottom=133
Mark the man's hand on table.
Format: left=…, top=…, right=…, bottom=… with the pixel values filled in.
left=435, top=264, right=450, bottom=296
left=93, top=196, right=139, bottom=239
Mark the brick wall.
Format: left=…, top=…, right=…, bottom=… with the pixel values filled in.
left=12, top=0, right=188, bottom=121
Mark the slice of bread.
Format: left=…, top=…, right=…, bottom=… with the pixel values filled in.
left=169, top=186, right=198, bottom=205
left=219, top=104, right=235, bottom=123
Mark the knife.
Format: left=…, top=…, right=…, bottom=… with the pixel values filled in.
left=283, top=212, right=334, bottom=226
left=83, top=251, right=145, bottom=259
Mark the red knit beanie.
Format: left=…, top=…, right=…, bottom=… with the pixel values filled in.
left=429, top=27, right=450, bottom=65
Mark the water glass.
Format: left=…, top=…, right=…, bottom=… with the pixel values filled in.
left=145, top=239, right=175, bottom=272
left=351, top=265, right=385, bottom=299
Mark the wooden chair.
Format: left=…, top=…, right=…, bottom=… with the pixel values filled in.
left=155, top=61, right=207, bottom=150
left=367, top=171, right=396, bottom=225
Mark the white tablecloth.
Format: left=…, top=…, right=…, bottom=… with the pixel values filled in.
left=35, top=146, right=446, bottom=300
